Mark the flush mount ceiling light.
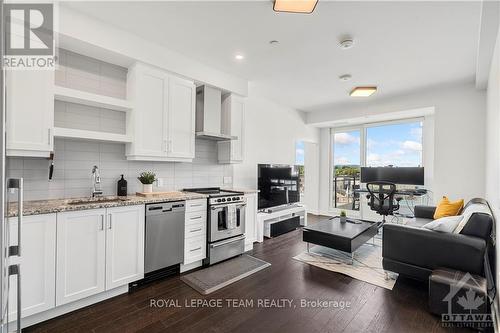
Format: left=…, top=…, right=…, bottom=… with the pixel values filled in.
left=350, top=86, right=377, bottom=97
left=273, top=0, right=318, bottom=14
left=234, top=54, right=245, bottom=60
left=339, top=74, right=352, bottom=82
left=269, top=40, right=280, bottom=45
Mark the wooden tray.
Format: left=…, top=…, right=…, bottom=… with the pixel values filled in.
left=135, top=191, right=182, bottom=198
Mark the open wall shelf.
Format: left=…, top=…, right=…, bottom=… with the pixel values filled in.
left=53, top=127, right=132, bottom=143
left=54, top=86, right=132, bottom=112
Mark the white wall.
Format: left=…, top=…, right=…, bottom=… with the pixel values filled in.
left=486, top=22, right=500, bottom=221
left=312, top=82, right=486, bottom=213
left=485, top=20, right=500, bottom=293
left=232, top=83, right=320, bottom=200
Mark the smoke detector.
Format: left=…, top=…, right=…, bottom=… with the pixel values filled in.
left=339, top=74, right=352, bottom=81
left=339, top=38, right=354, bottom=49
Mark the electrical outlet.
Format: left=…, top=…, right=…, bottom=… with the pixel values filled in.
left=223, top=176, right=232, bottom=184
left=156, top=178, right=164, bottom=187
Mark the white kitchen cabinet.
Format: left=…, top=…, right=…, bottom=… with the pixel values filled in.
left=244, top=193, right=257, bottom=251
left=167, top=76, right=196, bottom=158
left=8, top=214, right=56, bottom=319
left=126, top=63, right=168, bottom=159
left=183, top=199, right=207, bottom=265
left=56, top=209, right=106, bottom=306
left=218, top=94, right=245, bottom=163
left=126, top=62, right=195, bottom=161
left=56, top=205, right=145, bottom=306
left=6, top=70, right=54, bottom=157
left=105, top=205, right=145, bottom=289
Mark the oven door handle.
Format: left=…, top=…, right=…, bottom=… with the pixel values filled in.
left=210, top=235, right=245, bottom=248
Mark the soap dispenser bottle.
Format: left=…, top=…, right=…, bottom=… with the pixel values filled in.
left=117, top=174, right=128, bottom=196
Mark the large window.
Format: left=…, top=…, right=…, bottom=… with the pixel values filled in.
left=366, top=121, right=422, bottom=167
left=295, top=141, right=305, bottom=197
left=331, top=119, right=423, bottom=211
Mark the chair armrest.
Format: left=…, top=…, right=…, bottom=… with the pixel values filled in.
left=414, top=205, right=436, bottom=219
left=382, top=224, right=486, bottom=275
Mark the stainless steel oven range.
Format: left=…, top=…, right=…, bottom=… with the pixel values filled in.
left=183, top=188, right=245, bottom=265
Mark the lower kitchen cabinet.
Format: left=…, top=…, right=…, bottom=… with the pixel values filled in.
left=56, top=205, right=145, bottom=306
left=105, top=205, right=145, bottom=289
left=8, top=214, right=56, bottom=319
left=244, top=193, right=257, bottom=251
left=56, top=209, right=107, bottom=306
left=183, top=199, right=207, bottom=265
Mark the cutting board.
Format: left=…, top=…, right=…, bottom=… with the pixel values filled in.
left=135, top=191, right=182, bottom=198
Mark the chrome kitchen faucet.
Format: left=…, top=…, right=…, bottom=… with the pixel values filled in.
left=91, top=165, right=103, bottom=198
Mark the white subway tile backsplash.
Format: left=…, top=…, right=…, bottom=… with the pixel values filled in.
left=6, top=138, right=232, bottom=200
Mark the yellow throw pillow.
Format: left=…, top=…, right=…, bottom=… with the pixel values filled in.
left=433, top=196, right=464, bottom=219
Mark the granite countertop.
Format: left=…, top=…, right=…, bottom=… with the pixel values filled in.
left=7, top=191, right=208, bottom=218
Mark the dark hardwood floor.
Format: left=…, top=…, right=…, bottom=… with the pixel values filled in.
left=25, top=214, right=470, bottom=333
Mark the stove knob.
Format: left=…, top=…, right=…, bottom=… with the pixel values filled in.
left=221, top=198, right=226, bottom=202
left=233, top=197, right=238, bottom=201
left=217, top=198, right=222, bottom=203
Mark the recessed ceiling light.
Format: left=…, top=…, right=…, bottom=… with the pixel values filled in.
left=339, top=74, right=352, bottom=81
left=269, top=40, right=279, bottom=45
left=350, top=86, right=377, bottom=97
left=273, top=0, right=318, bottom=14
left=235, top=54, right=244, bottom=60
left=339, top=38, right=354, bottom=50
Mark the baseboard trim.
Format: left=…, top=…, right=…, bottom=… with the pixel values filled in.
left=16, top=285, right=128, bottom=330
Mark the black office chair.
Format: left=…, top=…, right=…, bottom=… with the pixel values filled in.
left=366, top=181, right=402, bottom=226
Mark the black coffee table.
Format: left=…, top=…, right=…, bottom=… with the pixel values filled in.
left=302, top=217, right=380, bottom=264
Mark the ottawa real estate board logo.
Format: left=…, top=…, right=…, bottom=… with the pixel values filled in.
left=3, top=3, right=56, bottom=70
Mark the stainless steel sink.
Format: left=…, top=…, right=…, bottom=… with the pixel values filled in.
left=66, top=197, right=130, bottom=206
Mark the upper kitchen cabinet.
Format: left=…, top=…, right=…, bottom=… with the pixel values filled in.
left=6, top=70, right=54, bottom=157
left=126, top=62, right=195, bottom=161
left=167, top=76, right=196, bottom=159
left=218, top=94, right=245, bottom=163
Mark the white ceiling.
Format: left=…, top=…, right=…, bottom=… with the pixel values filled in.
left=64, top=1, right=482, bottom=112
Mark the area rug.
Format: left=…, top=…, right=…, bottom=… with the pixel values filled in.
left=293, top=237, right=398, bottom=290
left=181, top=255, right=271, bottom=295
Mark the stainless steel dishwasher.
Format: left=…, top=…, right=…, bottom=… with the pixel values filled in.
left=145, top=201, right=185, bottom=274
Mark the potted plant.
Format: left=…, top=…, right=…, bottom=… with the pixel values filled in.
left=340, top=210, right=347, bottom=223
left=138, top=171, right=156, bottom=193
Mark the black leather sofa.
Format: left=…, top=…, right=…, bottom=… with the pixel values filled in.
left=382, top=198, right=494, bottom=280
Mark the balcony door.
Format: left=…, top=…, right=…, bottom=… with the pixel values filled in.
left=331, top=128, right=363, bottom=213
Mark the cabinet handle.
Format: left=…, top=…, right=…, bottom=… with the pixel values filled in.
left=190, top=247, right=202, bottom=252
left=48, top=128, right=52, bottom=146
left=190, top=215, right=202, bottom=220
left=100, top=215, right=104, bottom=230
left=190, top=228, right=202, bottom=233
left=9, top=264, right=21, bottom=333
left=8, top=178, right=23, bottom=257
left=108, top=214, right=112, bottom=229
left=190, top=203, right=203, bottom=207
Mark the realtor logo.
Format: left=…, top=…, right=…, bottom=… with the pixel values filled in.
left=441, top=272, right=492, bottom=328
left=3, top=3, right=56, bottom=70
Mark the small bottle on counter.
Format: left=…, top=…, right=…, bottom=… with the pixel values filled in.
left=117, top=174, right=128, bottom=196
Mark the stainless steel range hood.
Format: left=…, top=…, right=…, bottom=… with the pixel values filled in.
left=195, top=85, right=237, bottom=141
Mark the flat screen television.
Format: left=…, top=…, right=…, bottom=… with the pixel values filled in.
left=360, top=167, right=424, bottom=185
left=258, top=164, right=301, bottom=210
